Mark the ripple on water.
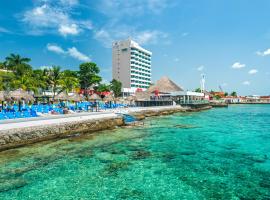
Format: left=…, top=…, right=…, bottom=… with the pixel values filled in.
left=0, top=105, right=270, bottom=199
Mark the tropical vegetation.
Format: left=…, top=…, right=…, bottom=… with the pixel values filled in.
left=0, top=53, right=121, bottom=98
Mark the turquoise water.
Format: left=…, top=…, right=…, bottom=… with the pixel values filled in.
left=0, top=105, right=270, bottom=199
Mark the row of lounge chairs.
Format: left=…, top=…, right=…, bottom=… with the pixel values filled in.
left=0, top=102, right=128, bottom=120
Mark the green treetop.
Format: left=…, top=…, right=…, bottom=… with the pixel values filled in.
left=78, top=62, right=102, bottom=93
left=110, top=79, right=122, bottom=97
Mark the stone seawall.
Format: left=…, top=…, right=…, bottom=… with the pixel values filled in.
left=0, top=105, right=211, bottom=151
left=129, top=107, right=186, bottom=120
left=0, top=116, right=124, bottom=151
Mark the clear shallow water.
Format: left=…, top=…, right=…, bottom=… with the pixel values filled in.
left=0, top=105, right=270, bottom=200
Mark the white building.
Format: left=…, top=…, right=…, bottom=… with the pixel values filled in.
left=112, top=39, right=152, bottom=95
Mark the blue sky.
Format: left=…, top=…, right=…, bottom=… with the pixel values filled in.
left=0, top=0, right=270, bottom=95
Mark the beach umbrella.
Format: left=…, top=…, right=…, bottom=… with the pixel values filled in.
left=88, top=93, right=102, bottom=101
left=54, top=92, right=69, bottom=101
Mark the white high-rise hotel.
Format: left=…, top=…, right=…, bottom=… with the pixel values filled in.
left=112, top=39, right=152, bottom=93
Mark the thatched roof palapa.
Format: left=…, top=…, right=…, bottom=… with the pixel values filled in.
left=6, top=89, right=34, bottom=101
left=69, top=93, right=85, bottom=102
left=115, top=97, right=125, bottom=103
left=89, top=93, right=102, bottom=101
left=148, top=76, right=183, bottom=94
left=135, top=91, right=151, bottom=101
left=126, top=95, right=137, bottom=101
left=55, top=92, right=69, bottom=101
left=103, top=94, right=114, bottom=101
left=0, top=91, right=6, bottom=101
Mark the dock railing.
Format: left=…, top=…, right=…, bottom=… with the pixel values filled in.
left=135, top=100, right=173, bottom=107
left=177, top=100, right=209, bottom=105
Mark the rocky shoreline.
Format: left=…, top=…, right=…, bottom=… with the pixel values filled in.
left=0, top=105, right=211, bottom=151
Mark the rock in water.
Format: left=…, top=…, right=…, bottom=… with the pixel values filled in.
left=174, top=124, right=199, bottom=129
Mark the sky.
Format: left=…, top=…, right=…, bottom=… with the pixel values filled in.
left=0, top=0, right=270, bottom=95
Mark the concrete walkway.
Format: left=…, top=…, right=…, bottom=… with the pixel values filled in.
left=0, top=112, right=118, bottom=131
left=0, top=106, right=182, bottom=131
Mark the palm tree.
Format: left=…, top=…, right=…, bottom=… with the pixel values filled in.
left=59, top=70, right=79, bottom=94
left=32, top=69, right=48, bottom=95
left=11, top=73, right=37, bottom=93
left=0, top=61, right=8, bottom=70
left=45, top=66, right=62, bottom=99
left=0, top=70, right=15, bottom=90
left=5, top=54, right=31, bottom=70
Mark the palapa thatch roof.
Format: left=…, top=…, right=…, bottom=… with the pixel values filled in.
left=6, top=89, right=34, bottom=101
left=55, top=92, right=69, bottom=101
left=103, top=94, right=114, bottom=101
left=115, top=97, right=125, bottom=103
left=69, top=93, right=85, bottom=102
left=0, top=91, right=6, bottom=101
left=126, top=95, right=137, bottom=101
left=89, top=93, right=101, bottom=101
left=148, top=76, right=183, bottom=94
left=135, top=91, right=151, bottom=101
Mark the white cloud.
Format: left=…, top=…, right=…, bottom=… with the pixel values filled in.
left=197, top=65, right=204, bottom=71
left=93, top=0, right=171, bottom=47
left=232, top=62, right=245, bottom=69
left=98, top=0, right=174, bottom=18
left=181, top=32, right=189, bottom=37
left=47, top=43, right=91, bottom=62
left=21, top=0, right=169, bottom=47
left=242, top=81, right=250, bottom=85
left=47, top=43, right=66, bottom=54
left=93, top=29, right=114, bottom=48
left=174, top=58, right=180, bottom=62
left=135, top=30, right=168, bottom=45
left=147, top=0, right=174, bottom=13
left=21, top=2, right=92, bottom=36
left=0, top=27, right=11, bottom=33
left=256, top=49, right=270, bottom=56
left=59, top=0, right=79, bottom=6
left=58, top=24, right=80, bottom=36
left=248, top=69, right=258, bottom=75
left=67, top=47, right=91, bottom=62
left=94, top=28, right=168, bottom=48
left=23, top=4, right=68, bottom=29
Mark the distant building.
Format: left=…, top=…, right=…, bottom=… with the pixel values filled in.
left=112, top=38, right=152, bottom=95
left=210, top=91, right=225, bottom=98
